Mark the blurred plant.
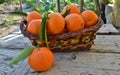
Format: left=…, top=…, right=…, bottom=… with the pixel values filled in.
left=65, top=0, right=96, bottom=11
left=23, top=0, right=57, bottom=14
left=0, top=0, right=19, bottom=5
left=84, top=0, right=96, bottom=11
left=109, top=0, right=113, bottom=4
left=23, top=0, right=100, bottom=13
left=0, top=0, right=5, bottom=4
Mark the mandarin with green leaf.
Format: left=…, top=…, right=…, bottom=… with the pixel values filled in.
left=61, top=4, right=80, bottom=15
left=28, top=47, right=54, bottom=72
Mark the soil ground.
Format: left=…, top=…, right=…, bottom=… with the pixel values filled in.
left=0, top=4, right=21, bottom=38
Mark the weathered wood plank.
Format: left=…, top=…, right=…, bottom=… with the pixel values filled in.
left=8, top=35, right=120, bottom=75
left=97, top=24, right=120, bottom=35
left=0, top=34, right=32, bottom=49
left=91, top=35, right=120, bottom=53
left=0, top=48, right=21, bottom=75
left=9, top=59, right=31, bottom=75
left=0, top=48, right=20, bottom=57
left=32, top=67, right=120, bottom=75
left=9, top=52, right=120, bottom=75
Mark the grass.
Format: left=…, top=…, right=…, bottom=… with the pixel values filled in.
left=0, top=15, right=21, bottom=26
left=0, top=3, right=21, bottom=36
left=0, top=15, right=21, bottom=35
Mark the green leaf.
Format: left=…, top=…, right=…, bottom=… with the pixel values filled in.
left=7, top=47, right=34, bottom=66
left=45, top=23, right=49, bottom=48
left=66, top=0, right=71, bottom=4
left=44, top=13, right=49, bottom=48
left=9, top=11, right=27, bottom=17
left=40, top=15, right=46, bottom=41
left=40, top=13, right=49, bottom=47
left=0, top=0, right=4, bottom=4
left=44, top=2, right=50, bottom=12
left=62, top=8, right=70, bottom=18
left=40, top=13, right=48, bottom=40
left=44, top=6, right=50, bottom=12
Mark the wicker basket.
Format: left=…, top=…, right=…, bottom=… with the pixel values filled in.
left=20, top=18, right=103, bottom=52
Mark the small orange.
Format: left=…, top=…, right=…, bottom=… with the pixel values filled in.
left=47, top=13, right=65, bottom=34
left=27, top=19, right=42, bottom=35
left=28, top=47, right=54, bottom=72
left=81, top=10, right=98, bottom=27
left=61, top=4, right=80, bottom=15
left=65, top=14, right=85, bottom=32
left=26, top=11, right=42, bottom=24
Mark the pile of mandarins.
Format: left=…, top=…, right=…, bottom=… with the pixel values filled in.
left=26, top=4, right=99, bottom=72
left=27, top=4, right=98, bottom=35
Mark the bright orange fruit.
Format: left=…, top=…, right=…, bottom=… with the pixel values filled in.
left=61, top=4, right=80, bottom=15
left=28, top=47, right=54, bottom=72
left=47, top=13, right=65, bottom=34
left=65, top=13, right=85, bottom=32
left=81, top=10, right=98, bottom=27
left=26, top=11, right=42, bottom=24
left=27, top=19, right=42, bottom=35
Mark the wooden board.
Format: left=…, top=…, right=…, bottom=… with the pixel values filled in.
left=0, top=34, right=32, bottom=49
left=9, top=35, right=120, bottom=75
left=3, top=24, right=120, bottom=75
left=9, top=52, right=120, bottom=75
left=97, top=24, right=120, bottom=35
left=91, top=35, right=120, bottom=53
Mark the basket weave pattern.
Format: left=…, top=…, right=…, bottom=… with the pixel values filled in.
left=20, top=18, right=103, bottom=52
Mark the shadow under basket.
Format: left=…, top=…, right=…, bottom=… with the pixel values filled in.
left=20, top=18, right=104, bottom=52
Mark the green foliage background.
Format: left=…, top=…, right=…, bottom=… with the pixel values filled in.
left=109, top=0, right=113, bottom=3
left=22, top=0, right=113, bottom=14
left=0, top=0, right=19, bottom=4
left=0, top=0, right=113, bottom=14
left=23, top=0, right=96, bottom=13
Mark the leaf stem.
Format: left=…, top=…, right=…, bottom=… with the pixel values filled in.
left=45, top=26, right=49, bottom=48
left=40, top=12, right=49, bottom=47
